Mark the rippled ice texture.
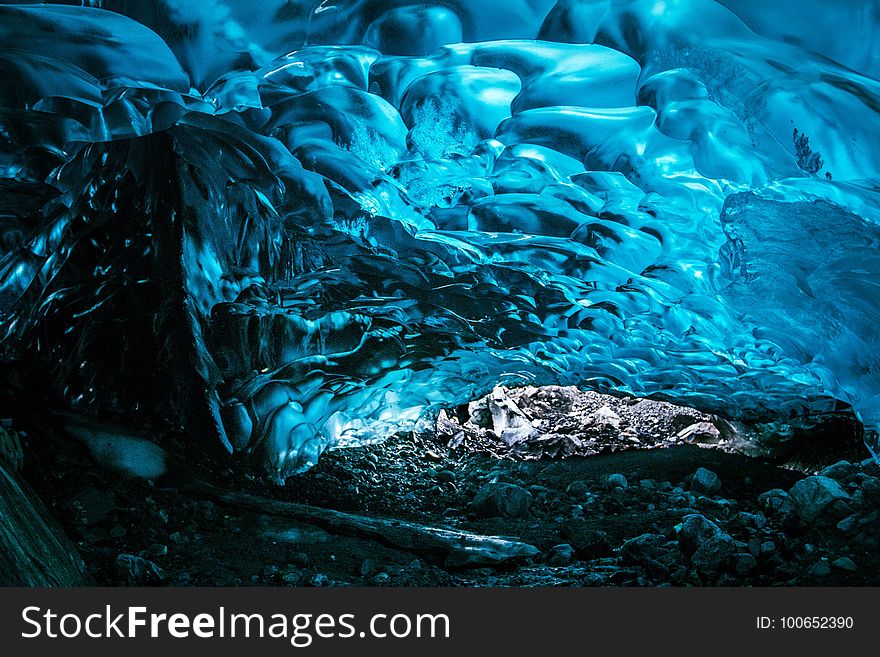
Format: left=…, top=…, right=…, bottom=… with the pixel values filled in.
left=2, top=1, right=880, bottom=480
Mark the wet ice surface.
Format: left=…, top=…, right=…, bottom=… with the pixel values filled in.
left=2, top=1, right=880, bottom=479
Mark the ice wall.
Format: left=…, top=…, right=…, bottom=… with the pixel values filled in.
left=1, top=1, right=879, bottom=479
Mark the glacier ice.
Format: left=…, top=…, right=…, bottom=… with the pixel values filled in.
left=1, top=0, right=880, bottom=480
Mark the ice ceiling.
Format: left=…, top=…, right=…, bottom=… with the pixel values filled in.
left=2, top=0, right=880, bottom=480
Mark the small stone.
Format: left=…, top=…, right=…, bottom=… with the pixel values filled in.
left=608, top=486, right=627, bottom=501
left=605, top=474, right=628, bottom=490
left=470, top=482, right=532, bottom=518
left=289, top=551, right=310, bottom=569
left=566, top=481, right=591, bottom=498
left=861, top=476, right=880, bottom=505
left=760, top=540, right=776, bottom=555
left=435, top=469, right=456, bottom=483
left=369, top=572, right=391, bottom=586
left=729, top=511, right=766, bottom=532
left=148, top=543, right=168, bottom=558
left=113, top=554, right=166, bottom=585
left=734, top=553, right=757, bottom=576
left=788, top=476, right=850, bottom=524
left=831, top=557, right=857, bottom=572
left=757, top=489, right=795, bottom=517
left=308, top=573, right=331, bottom=587
left=281, top=567, right=302, bottom=584
left=836, top=514, right=859, bottom=534
left=691, top=468, right=722, bottom=495
left=809, top=561, right=832, bottom=577
left=547, top=543, right=575, bottom=566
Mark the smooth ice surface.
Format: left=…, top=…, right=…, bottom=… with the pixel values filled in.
left=1, top=1, right=880, bottom=479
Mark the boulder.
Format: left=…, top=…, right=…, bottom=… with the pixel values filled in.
left=470, top=482, right=532, bottom=518
left=860, top=476, right=880, bottom=505
left=690, top=467, right=722, bottom=495
left=620, top=533, right=680, bottom=575
left=566, top=480, right=591, bottom=499
left=788, top=476, right=850, bottom=524
left=757, top=488, right=795, bottom=517
left=605, top=473, right=628, bottom=490
left=547, top=543, right=575, bottom=566
left=818, top=460, right=856, bottom=482
left=676, top=514, right=736, bottom=573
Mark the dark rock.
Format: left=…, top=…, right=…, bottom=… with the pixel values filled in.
left=547, top=543, right=575, bottom=566
left=113, top=554, right=166, bottom=585
left=288, top=551, right=310, bottom=569
left=831, top=557, right=857, bottom=572
left=819, top=460, right=855, bottom=482
left=147, top=543, right=168, bottom=558
left=605, top=473, right=628, bottom=490
left=690, top=467, right=721, bottom=495
left=434, top=469, right=456, bottom=483
left=809, top=561, right=831, bottom=577
left=734, top=553, right=757, bottom=576
left=559, top=523, right=612, bottom=560
left=369, top=572, right=391, bottom=586
left=788, top=476, right=850, bottom=524
left=836, top=514, right=858, bottom=534
left=565, top=480, right=591, bottom=499
left=69, top=487, right=116, bottom=526
left=860, top=476, right=880, bottom=505
left=470, top=482, right=532, bottom=518
left=281, top=567, right=302, bottom=584
left=308, top=573, right=331, bottom=587
left=757, top=488, right=795, bottom=517
left=620, top=533, right=680, bottom=575
left=676, top=514, right=736, bottom=573
left=747, top=537, right=762, bottom=557
left=729, top=511, right=766, bottom=532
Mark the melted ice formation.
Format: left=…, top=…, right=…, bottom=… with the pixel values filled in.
left=2, top=1, right=880, bottom=480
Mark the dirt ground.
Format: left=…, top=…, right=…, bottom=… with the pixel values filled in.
left=17, top=390, right=880, bottom=587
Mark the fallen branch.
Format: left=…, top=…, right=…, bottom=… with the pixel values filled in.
left=197, top=485, right=540, bottom=569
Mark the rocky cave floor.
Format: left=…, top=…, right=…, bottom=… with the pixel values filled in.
left=13, top=386, right=880, bottom=587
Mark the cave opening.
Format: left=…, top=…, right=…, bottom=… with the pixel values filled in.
left=1, top=0, right=880, bottom=591
left=2, top=381, right=875, bottom=587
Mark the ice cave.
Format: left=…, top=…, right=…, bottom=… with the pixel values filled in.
left=1, top=0, right=879, bottom=587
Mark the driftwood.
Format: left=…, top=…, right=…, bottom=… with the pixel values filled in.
left=0, top=460, right=89, bottom=586
left=200, top=486, right=540, bottom=569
